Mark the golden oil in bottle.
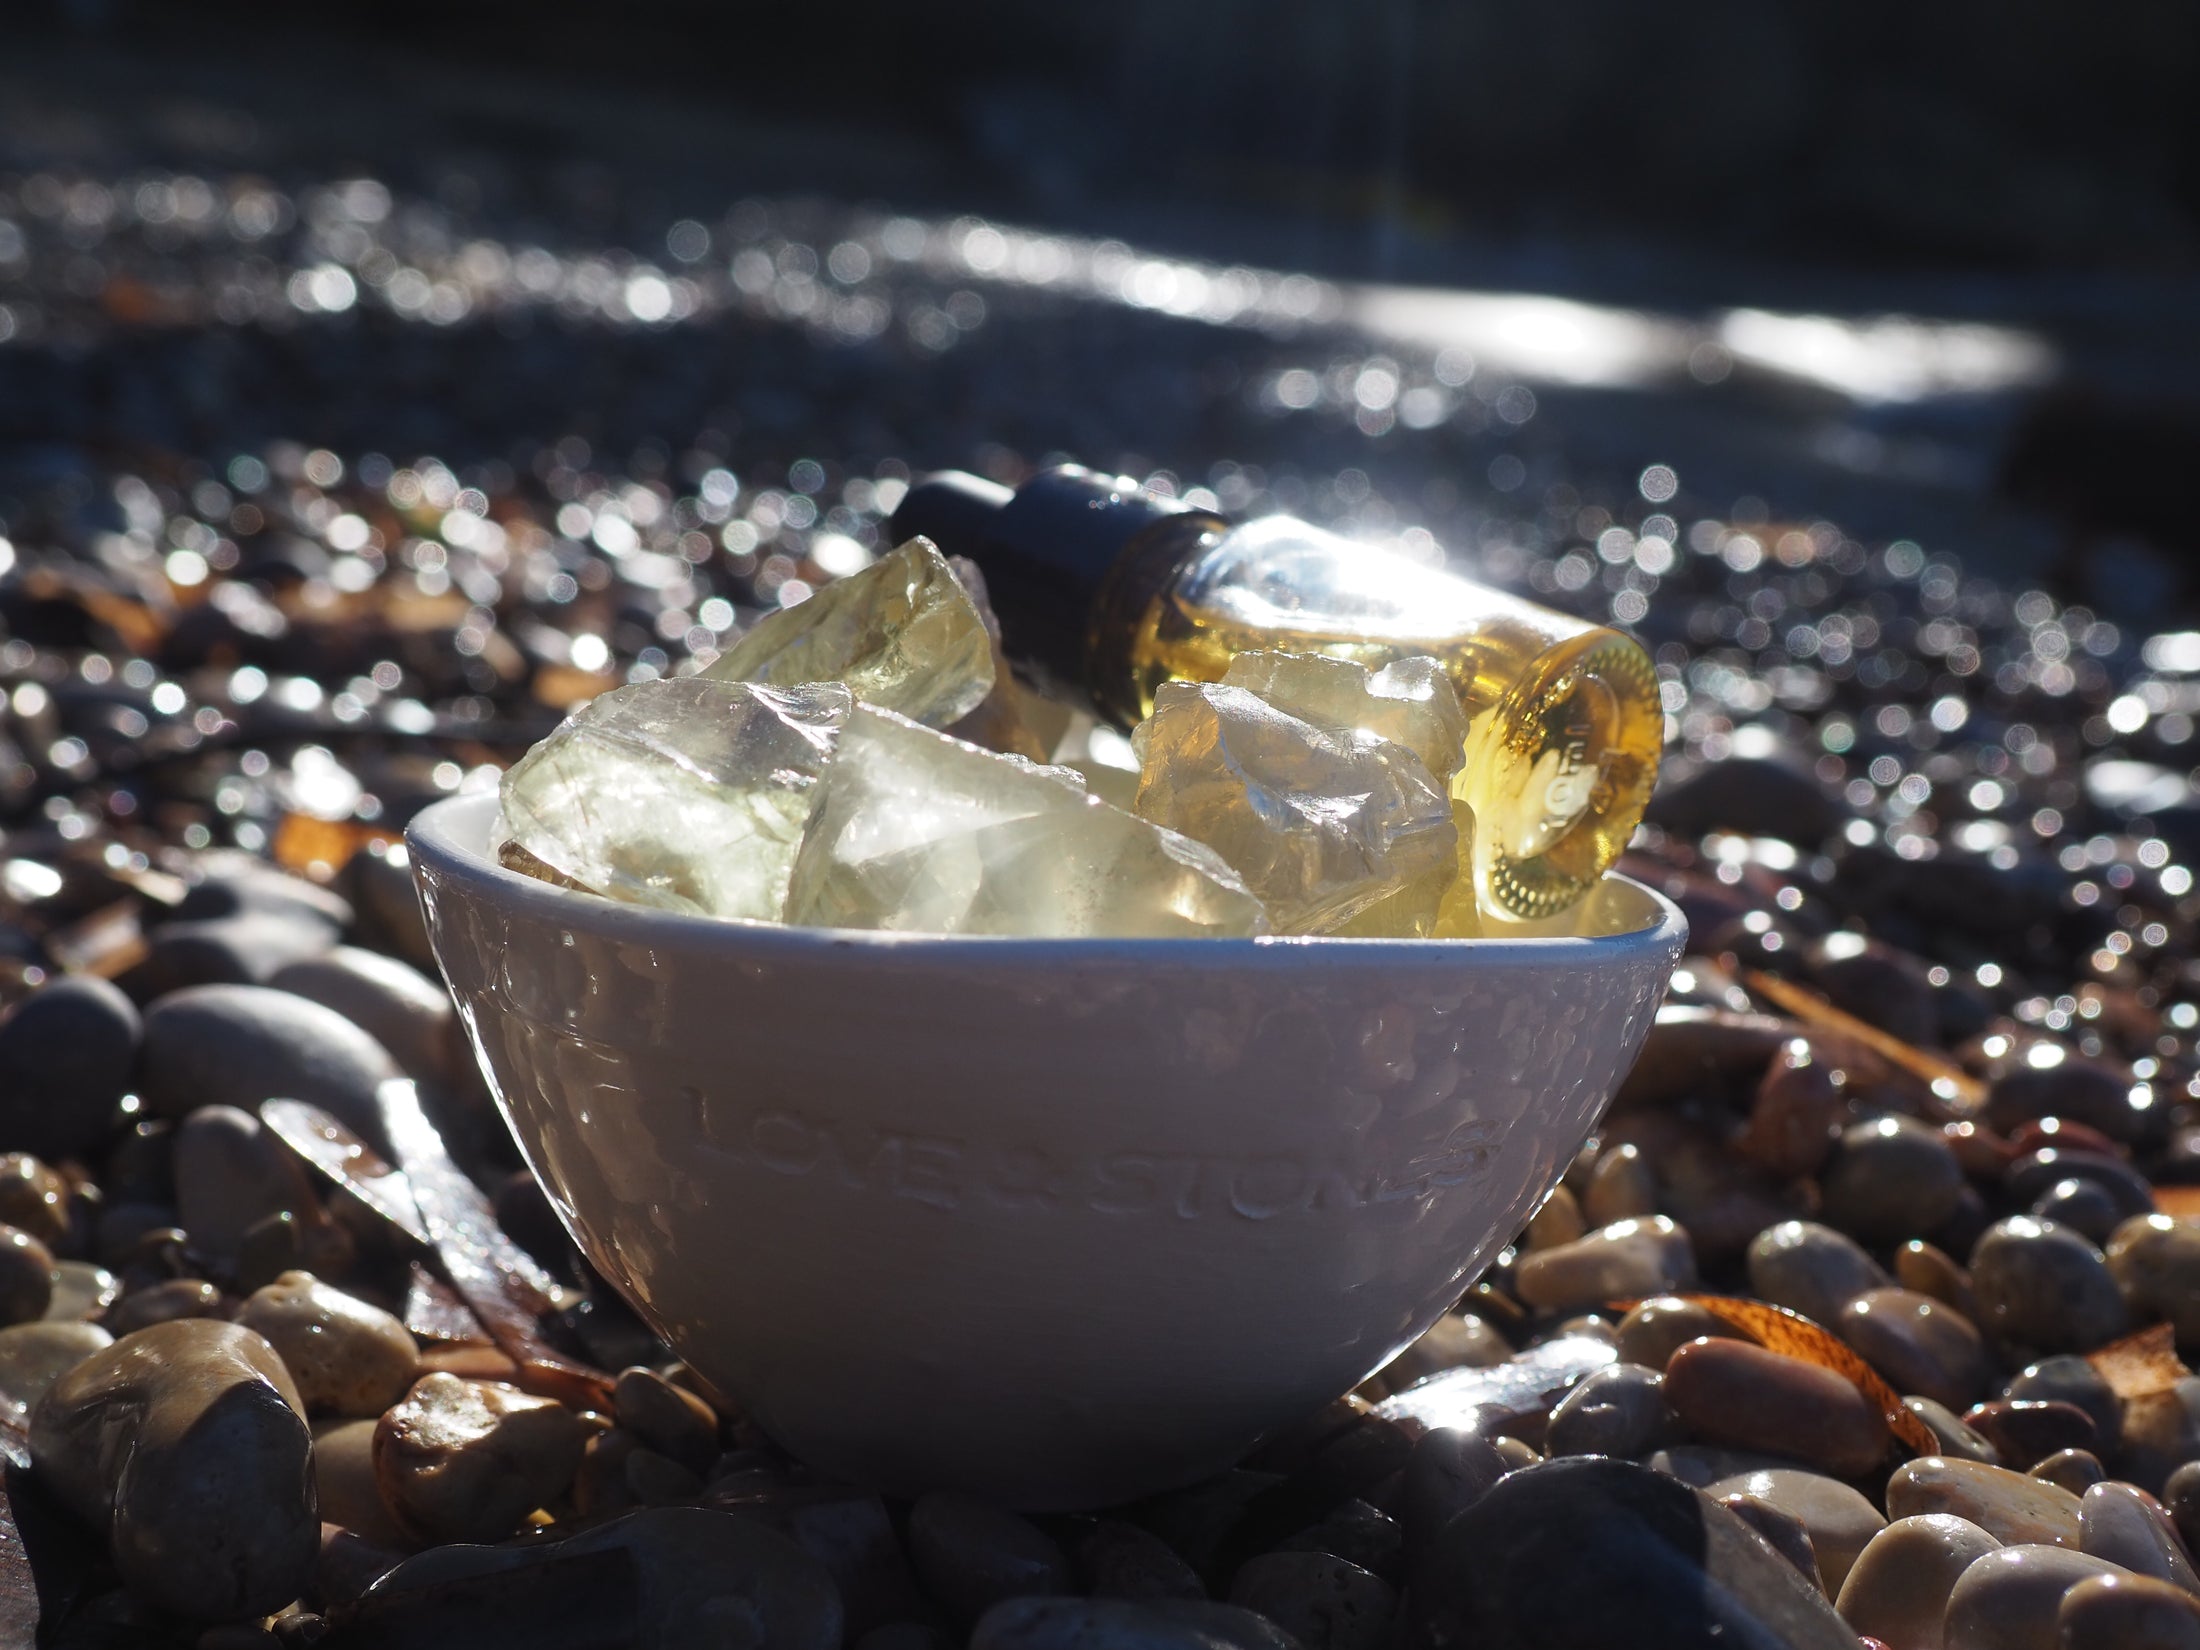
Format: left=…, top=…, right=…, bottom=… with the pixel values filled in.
left=893, top=467, right=1663, bottom=922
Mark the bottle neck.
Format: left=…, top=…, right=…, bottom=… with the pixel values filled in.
left=1085, top=515, right=1224, bottom=726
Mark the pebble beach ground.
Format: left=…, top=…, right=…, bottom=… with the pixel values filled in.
left=8, top=51, right=2200, bottom=1650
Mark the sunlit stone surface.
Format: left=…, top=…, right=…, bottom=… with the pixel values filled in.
left=499, top=677, right=850, bottom=919
left=1130, top=681, right=1458, bottom=936
left=1221, top=650, right=1471, bottom=783
left=786, top=704, right=1264, bottom=938
left=703, top=538, right=993, bottom=728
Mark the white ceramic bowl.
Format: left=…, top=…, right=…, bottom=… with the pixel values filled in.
left=408, top=791, right=1684, bottom=1509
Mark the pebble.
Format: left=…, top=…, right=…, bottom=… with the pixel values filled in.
left=0, top=1223, right=54, bottom=1328
left=1717, top=1492, right=1821, bottom=1584
left=1745, top=1220, right=1891, bottom=1328
left=0, top=975, right=140, bottom=1161
left=908, top=1491, right=1073, bottom=1629
left=1836, top=1514, right=2003, bottom=1650
left=1736, top=1038, right=1844, bottom=1180
left=1906, top=1397, right=2005, bottom=1465
left=1378, top=1310, right=1511, bottom=1388
left=1820, top=1117, right=1967, bottom=1246
left=1582, top=1143, right=1658, bottom=1227
left=1963, top=1401, right=2098, bottom=1470
left=1968, top=1217, right=2129, bottom=1353
left=29, top=1318, right=316, bottom=1620
left=1807, top=934, right=1939, bottom=1045
left=104, top=1277, right=225, bottom=1337
left=172, top=1105, right=314, bottom=1260
left=1664, top=1337, right=1890, bottom=1478
left=372, top=1372, right=589, bottom=1544
left=1839, top=1287, right=1988, bottom=1411
left=129, top=913, right=335, bottom=998
left=1524, top=1185, right=1587, bottom=1251
left=2078, top=1479, right=2200, bottom=1593
left=1275, top=1499, right=1401, bottom=1584
left=2058, top=1572, right=2200, bottom=1650
left=2005, top=1357, right=2123, bottom=1453
left=1886, top=1458, right=2085, bottom=1548
left=0, top=1320, right=110, bottom=1416
left=1228, top=1550, right=1395, bottom=1650
left=2168, top=1463, right=2200, bottom=1555
left=268, top=946, right=462, bottom=1088
left=1513, top=1215, right=1697, bottom=1313
left=1544, top=1360, right=1672, bottom=1458
left=351, top=1506, right=844, bottom=1649
left=1614, top=1295, right=1748, bottom=1370
left=137, top=984, right=401, bottom=1148
left=1941, top=1543, right=2128, bottom=1650
left=2007, top=1149, right=2157, bottom=1225
left=2031, top=1449, right=2108, bottom=1496
left=1077, top=1519, right=1208, bottom=1601
left=173, top=859, right=353, bottom=934
left=45, top=1258, right=120, bottom=1323
left=612, top=1364, right=721, bottom=1472
left=1406, top=1456, right=1858, bottom=1649
left=969, top=1598, right=1242, bottom=1649
left=313, top=1416, right=413, bottom=1549
left=2031, top=1178, right=2123, bottom=1246
left=0, top=1153, right=71, bottom=1248
left=1985, top=1057, right=2150, bottom=1146
left=1897, top=1240, right=1984, bottom=1322
left=2108, top=1215, right=2200, bottom=1347
left=237, top=1270, right=419, bottom=1416
left=1397, top=1427, right=1507, bottom=1568
left=1705, top=1467, right=1886, bottom=1593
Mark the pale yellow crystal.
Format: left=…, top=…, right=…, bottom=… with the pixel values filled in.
left=499, top=677, right=850, bottom=919
left=787, top=703, right=1264, bottom=938
left=703, top=538, right=993, bottom=727
left=1130, top=681, right=1458, bottom=936
left=1221, top=650, right=1469, bottom=783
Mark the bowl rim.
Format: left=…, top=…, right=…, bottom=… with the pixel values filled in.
left=407, top=790, right=1689, bottom=968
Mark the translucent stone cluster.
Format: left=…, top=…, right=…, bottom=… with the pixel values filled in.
left=501, top=540, right=1483, bottom=939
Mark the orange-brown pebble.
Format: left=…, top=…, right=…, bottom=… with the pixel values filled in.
left=1664, top=1337, right=1891, bottom=1478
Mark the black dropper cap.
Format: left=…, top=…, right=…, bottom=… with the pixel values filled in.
left=890, top=465, right=1214, bottom=690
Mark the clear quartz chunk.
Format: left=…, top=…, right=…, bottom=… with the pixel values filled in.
left=1220, top=650, right=1470, bottom=783
left=499, top=677, right=851, bottom=919
left=786, top=703, right=1265, bottom=938
left=703, top=537, right=994, bottom=727
left=1131, top=680, right=1459, bottom=936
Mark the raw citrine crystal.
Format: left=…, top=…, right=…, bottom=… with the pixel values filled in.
left=498, top=677, right=850, bottom=919
left=1130, top=681, right=1457, bottom=936
left=1220, top=650, right=1470, bottom=783
left=786, top=703, right=1264, bottom=938
left=703, top=538, right=993, bottom=728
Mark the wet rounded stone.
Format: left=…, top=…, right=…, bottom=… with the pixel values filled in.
left=1614, top=1296, right=1748, bottom=1371
left=172, top=1105, right=314, bottom=1260
left=1968, top=1217, right=2128, bottom=1353
left=1705, top=1466, right=1885, bottom=1594
left=268, top=946, right=461, bottom=1088
left=908, top=1492, right=1073, bottom=1629
left=313, top=1416, right=412, bottom=1550
left=1835, top=1514, right=2003, bottom=1650
left=2059, top=1572, right=2200, bottom=1650
left=1717, top=1492, right=1820, bottom=1585
left=612, top=1364, right=720, bottom=1473
left=1820, top=1116, right=1966, bottom=1246
left=1545, top=1361, right=1672, bottom=1459
left=137, top=984, right=401, bottom=1148
left=29, top=1318, right=316, bottom=1620
left=1398, top=1427, right=1507, bottom=1568
left=1228, top=1550, right=1395, bottom=1650
left=2005, top=1356, right=2122, bottom=1453
left=972, top=1598, right=1293, bottom=1650
left=1582, top=1143, right=1657, bottom=1227
left=1807, top=933, right=1939, bottom=1046
left=237, top=1270, right=418, bottom=1417
left=372, top=1372, right=588, bottom=1545
left=1962, top=1401, right=2098, bottom=1470
left=1906, top=1398, right=2004, bottom=1465
left=1885, top=1458, right=2084, bottom=1548
left=0, top=1320, right=110, bottom=1415
left=2108, top=1216, right=2200, bottom=1347
left=1513, top=1215, right=1697, bottom=1313
left=0, top=975, right=140, bottom=1161
left=128, top=913, right=336, bottom=999
left=1736, top=1038, right=1843, bottom=1180
left=1985, top=1056, right=2150, bottom=1146
left=1942, top=1543, right=2128, bottom=1650
left=2031, top=1449, right=2108, bottom=1496
left=103, top=1277, right=225, bottom=1337
left=1406, top=1456, right=1857, bottom=1649
left=1525, top=1184, right=1587, bottom=1251
left=2031, top=1178, right=2123, bottom=1246
left=46, top=1258, right=120, bottom=1323
left=1275, top=1499, right=1402, bottom=1584
left=0, top=1153, right=70, bottom=1248
left=1664, top=1337, right=1891, bottom=1478
left=1745, top=1220, right=1890, bottom=1329
left=1378, top=1310, right=1510, bottom=1388
left=1897, top=1239, right=1983, bottom=1321
left=1839, top=1288, right=1987, bottom=1411
left=2007, top=1148, right=2157, bottom=1225
left=2078, top=1479, right=2200, bottom=1594
left=2167, top=1462, right=2200, bottom=1556
left=0, top=1223, right=54, bottom=1328
left=1077, top=1519, right=1207, bottom=1602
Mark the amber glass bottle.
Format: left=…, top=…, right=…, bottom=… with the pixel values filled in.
left=892, top=466, right=1662, bottom=921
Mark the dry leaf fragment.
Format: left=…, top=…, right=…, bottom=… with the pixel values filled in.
left=2087, top=1322, right=2190, bottom=1402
